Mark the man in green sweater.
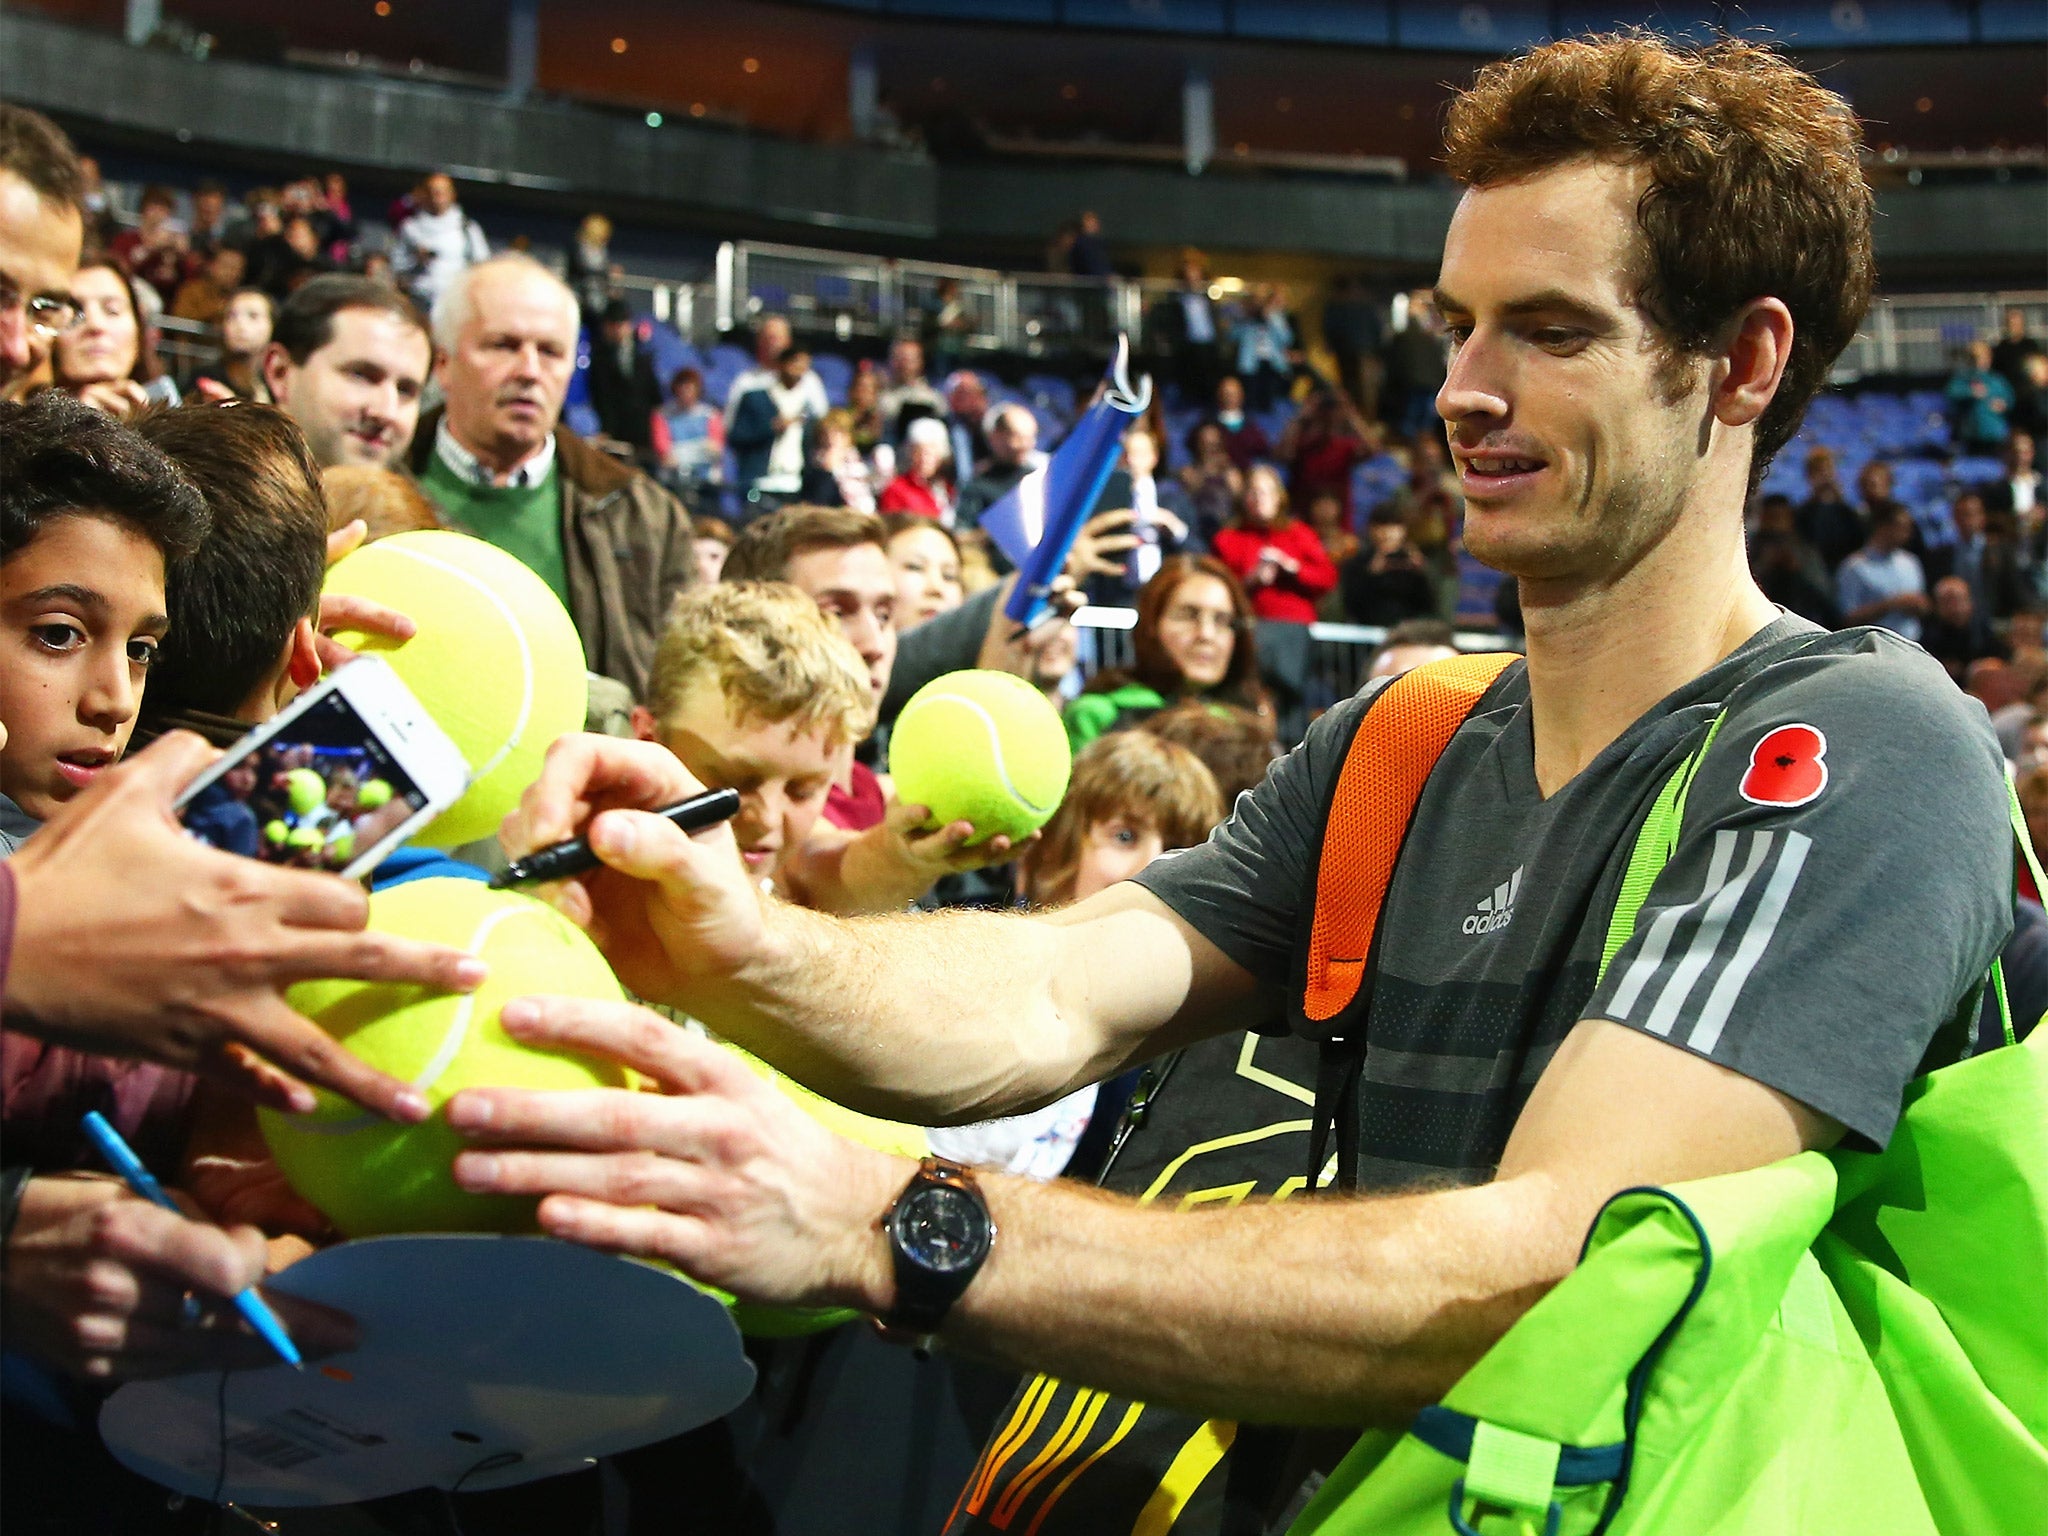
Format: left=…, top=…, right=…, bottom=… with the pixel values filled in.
left=410, top=253, right=693, bottom=700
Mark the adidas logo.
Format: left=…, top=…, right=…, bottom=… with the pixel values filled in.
left=1461, top=866, right=1523, bottom=936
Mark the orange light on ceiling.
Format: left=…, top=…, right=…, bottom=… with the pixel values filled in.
left=373, top=0, right=390, bottom=14
left=743, top=57, right=760, bottom=73
left=611, top=37, right=628, bottom=54
left=1915, top=96, right=1933, bottom=113
left=689, top=102, right=706, bottom=117
left=1061, top=83, right=1078, bottom=100
left=1276, top=96, right=1292, bottom=112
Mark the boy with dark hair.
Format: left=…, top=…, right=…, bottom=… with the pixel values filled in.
left=132, top=401, right=329, bottom=723
left=0, top=393, right=206, bottom=848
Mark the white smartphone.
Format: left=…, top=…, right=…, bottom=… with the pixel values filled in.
left=172, top=658, right=470, bottom=880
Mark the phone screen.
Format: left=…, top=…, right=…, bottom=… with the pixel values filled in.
left=179, top=688, right=433, bottom=873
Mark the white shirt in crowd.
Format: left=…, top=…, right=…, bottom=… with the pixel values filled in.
left=393, top=205, right=490, bottom=308
left=725, top=363, right=829, bottom=426
left=756, top=378, right=819, bottom=494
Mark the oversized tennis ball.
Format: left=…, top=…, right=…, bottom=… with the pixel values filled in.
left=888, top=670, right=1071, bottom=844
left=264, top=819, right=289, bottom=846
left=285, top=769, right=326, bottom=815
left=323, top=530, right=588, bottom=848
left=285, top=823, right=325, bottom=852
left=356, top=778, right=392, bottom=810
left=258, top=878, right=629, bottom=1237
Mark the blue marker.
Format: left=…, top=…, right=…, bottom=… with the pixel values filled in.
left=81, top=1112, right=303, bottom=1370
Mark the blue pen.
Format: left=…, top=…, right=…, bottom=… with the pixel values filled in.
left=81, top=1112, right=303, bottom=1370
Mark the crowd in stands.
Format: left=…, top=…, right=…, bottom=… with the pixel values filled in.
left=14, top=137, right=2048, bottom=727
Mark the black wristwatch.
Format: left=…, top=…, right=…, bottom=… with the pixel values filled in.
left=879, top=1156, right=995, bottom=1337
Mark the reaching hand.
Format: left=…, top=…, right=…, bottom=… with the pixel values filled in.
left=315, top=521, right=418, bottom=670
left=812, top=801, right=1027, bottom=913
left=4, top=732, right=484, bottom=1120
left=975, top=575, right=1081, bottom=681
left=446, top=998, right=904, bottom=1312
left=1066, top=509, right=1142, bottom=582
left=501, top=734, right=777, bottom=1003
left=71, top=378, right=151, bottom=421
left=2, top=1172, right=355, bottom=1381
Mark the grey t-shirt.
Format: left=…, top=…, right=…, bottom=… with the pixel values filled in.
left=1137, top=616, right=2012, bottom=1185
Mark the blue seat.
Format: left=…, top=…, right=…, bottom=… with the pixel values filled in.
left=811, top=351, right=854, bottom=406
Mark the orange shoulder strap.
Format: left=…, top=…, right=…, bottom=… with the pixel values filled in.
left=1299, top=652, right=1520, bottom=1026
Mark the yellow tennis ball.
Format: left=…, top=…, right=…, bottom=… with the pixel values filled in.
left=258, top=879, right=629, bottom=1238
left=323, top=530, right=588, bottom=848
left=285, top=768, right=326, bottom=815
left=888, top=670, right=1072, bottom=844
left=356, top=778, right=393, bottom=810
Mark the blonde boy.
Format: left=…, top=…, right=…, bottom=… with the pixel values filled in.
left=632, top=581, right=873, bottom=884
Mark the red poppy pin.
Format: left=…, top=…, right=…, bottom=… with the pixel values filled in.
left=1739, top=723, right=1829, bottom=808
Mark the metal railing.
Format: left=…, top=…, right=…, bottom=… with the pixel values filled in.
left=155, top=313, right=222, bottom=379
left=1835, top=291, right=2048, bottom=379
left=715, top=239, right=1137, bottom=359
left=709, top=239, right=2045, bottom=377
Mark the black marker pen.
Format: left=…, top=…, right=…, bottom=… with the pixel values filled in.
left=490, top=787, right=742, bottom=889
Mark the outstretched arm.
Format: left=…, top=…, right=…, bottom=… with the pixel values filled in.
left=501, top=735, right=1254, bottom=1122
left=448, top=1011, right=1835, bottom=1427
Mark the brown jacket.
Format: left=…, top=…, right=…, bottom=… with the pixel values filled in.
left=409, top=410, right=695, bottom=699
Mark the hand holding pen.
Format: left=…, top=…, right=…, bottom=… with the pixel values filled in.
left=75, top=1122, right=337, bottom=1368
left=492, top=787, right=741, bottom=889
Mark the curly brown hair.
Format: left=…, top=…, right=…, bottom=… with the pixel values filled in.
left=1444, top=32, right=1873, bottom=476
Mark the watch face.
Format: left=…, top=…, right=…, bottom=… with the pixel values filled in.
left=892, top=1184, right=992, bottom=1275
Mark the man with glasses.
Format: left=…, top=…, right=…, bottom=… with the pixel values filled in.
left=0, top=106, right=85, bottom=401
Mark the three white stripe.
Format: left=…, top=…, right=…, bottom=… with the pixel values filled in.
left=1608, top=829, right=1812, bottom=1055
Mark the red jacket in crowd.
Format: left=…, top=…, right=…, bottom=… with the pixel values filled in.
left=877, top=475, right=950, bottom=521
left=1213, top=519, right=1338, bottom=624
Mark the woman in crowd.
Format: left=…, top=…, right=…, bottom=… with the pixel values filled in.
left=844, top=365, right=886, bottom=457
left=1211, top=463, right=1337, bottom=624
left=884, top=514, right=964, bottom=629
left=1064, top=553, right=1264, bottom=750
left=201, top=286, right=275, bottom=401
left=51, top=257, right=174, bottom=419
left=876, top=416, right=953, bottom=522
